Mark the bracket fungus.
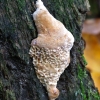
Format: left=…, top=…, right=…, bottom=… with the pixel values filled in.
left=29, top=0, right=74, bottom=100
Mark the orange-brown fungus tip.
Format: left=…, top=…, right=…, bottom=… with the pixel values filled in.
left=47, top=86, right=59, bottom=100
left=29, top=0, right=74, bottom=100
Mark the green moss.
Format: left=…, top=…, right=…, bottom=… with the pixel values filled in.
left=77, top=64, right=87, bottom=100
left=77, top=64, right=100, bottom=100
left=82, top=55, right=87, bottom=66
left=0, top=80, right=16, bottom=100
left=17, top=0, right=26, bottom=12
left=80, top=81, right=87, bottom=99
left=5, top=0, right=12, bottom=17
left=5, top=90, right=16, bottom=100
left=89, top=90, right=100, bottom=100
left=78, top=64, right=86, bottom=79
left=50, top=0, right=74, bottom=30
left=25, top=13, right=33, bottom=30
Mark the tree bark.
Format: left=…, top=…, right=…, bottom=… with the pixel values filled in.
left=0, top=0, right=99, bottom=100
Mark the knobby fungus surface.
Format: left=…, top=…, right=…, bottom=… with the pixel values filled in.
left=29, top=0, right=74, bottom=100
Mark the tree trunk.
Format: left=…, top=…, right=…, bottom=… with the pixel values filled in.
left=0, top=0, right=99, bottom=100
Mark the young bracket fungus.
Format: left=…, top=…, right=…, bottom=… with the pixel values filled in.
left=29, top=0, right=74, bottom=100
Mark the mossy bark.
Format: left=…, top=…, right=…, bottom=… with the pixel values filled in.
left=0, top=0, right=99, bottom=100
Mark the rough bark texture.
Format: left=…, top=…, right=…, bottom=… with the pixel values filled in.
left=0, top=0, right=99, bottom=100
